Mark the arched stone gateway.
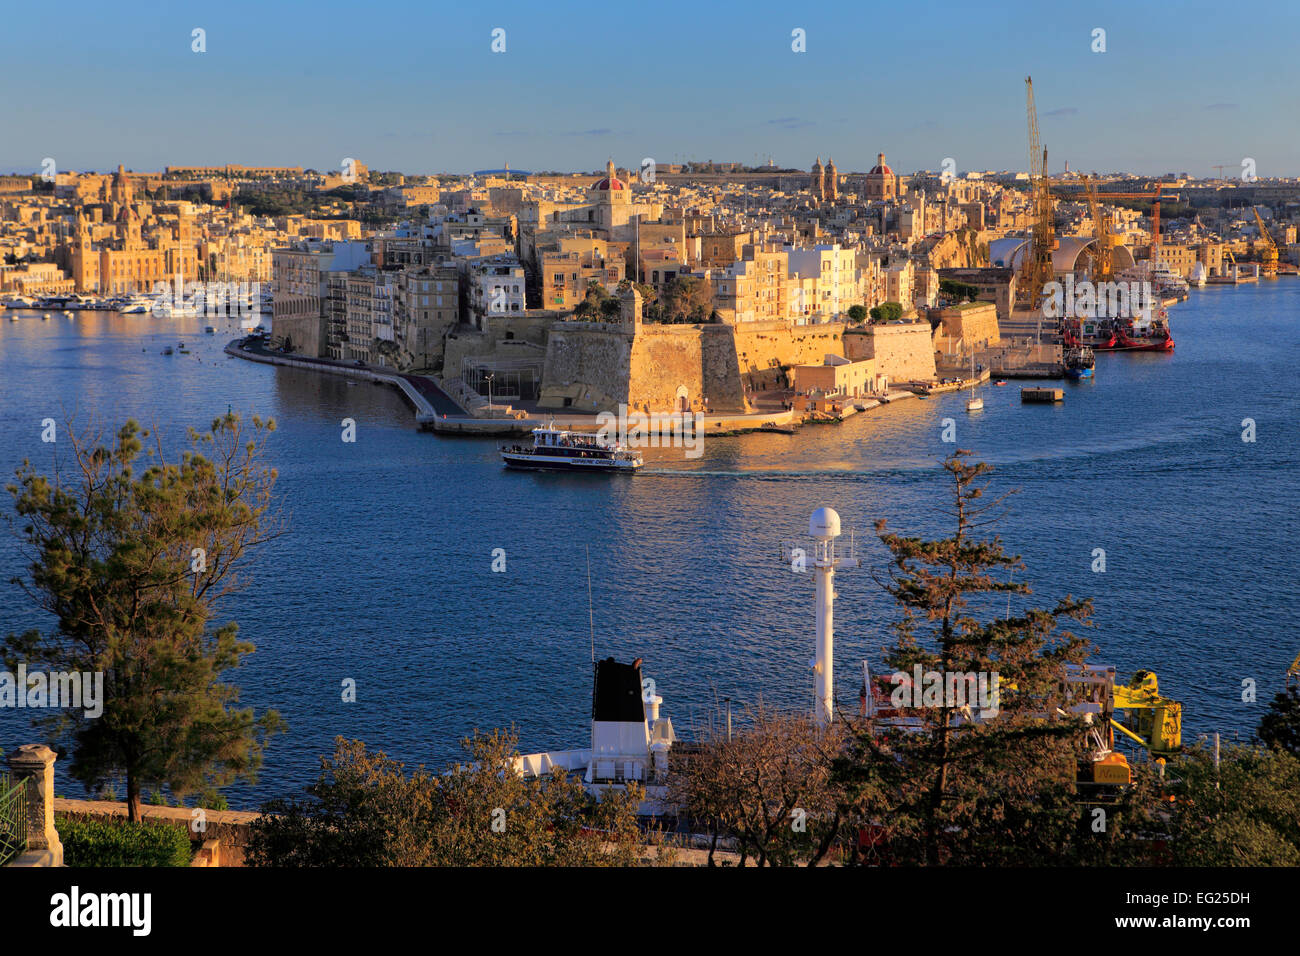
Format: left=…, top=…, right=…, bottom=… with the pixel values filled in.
left=675, top=385, right=689, bottom=413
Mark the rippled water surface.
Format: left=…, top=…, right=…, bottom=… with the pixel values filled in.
left=1, top=281, right=1296, bottom=804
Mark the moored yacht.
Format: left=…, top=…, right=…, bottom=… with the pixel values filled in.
left=501, top=425, right=643, bottom=473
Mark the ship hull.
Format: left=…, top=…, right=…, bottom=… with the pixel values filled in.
left=501, top=452, right=640, bottom=473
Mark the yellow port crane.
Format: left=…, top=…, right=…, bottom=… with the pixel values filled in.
left=1084, top=175, right=1118, bottom=282
left=1018, top=77, right=1057, bottom=313
left=1062, top=665, right=1183, bottom=801
left=1252, top=206, right=1279, bottom=278
left=1111, top=670, right=1182, bottom=757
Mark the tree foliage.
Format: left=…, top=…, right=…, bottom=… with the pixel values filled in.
left=833, top=451, right=1094, bottom=865
left=247, top=733, right=650, bottom=866
left=4, top=414, right=284, bottom=820
left=1256, top=685, right=1300, bottom=757
left=642, top=276, right=716, bottom=324
left=669, top=709, right=843, bottom=866
left=869, top=301, right=904, bottom=322
left=1143, top=745, right=1300, bottom=865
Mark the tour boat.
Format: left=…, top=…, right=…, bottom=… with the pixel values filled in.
left=501, top=426, right=643, bottom=473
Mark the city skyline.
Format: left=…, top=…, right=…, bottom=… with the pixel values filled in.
left=5, top=0, right=1300, bottom=178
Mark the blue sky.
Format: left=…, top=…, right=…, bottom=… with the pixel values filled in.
left=3, top=0, right=1298, bottom=177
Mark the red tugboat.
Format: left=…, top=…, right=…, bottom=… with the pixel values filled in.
left=1063, top=318, right=1118, bottom=350
left=1062, top=313, right=1173, bottom=352
left=1112, top=312, right=1174, bottom=351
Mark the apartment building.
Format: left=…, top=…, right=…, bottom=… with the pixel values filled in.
left=397, top=265, right=460, bottom=370
left=713, top=242, right=788, bottom=323
left=271, top=238, right=370, bottom=356
left=465, top=256, right=526, bottom=332
left=786, top=243, right=860, bottom=322
left=538, top=235, right=623, bottom=309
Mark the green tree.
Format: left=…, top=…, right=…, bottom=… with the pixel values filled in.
left=1256, top=685, right=1300, bottom=757
left=834, top=451, right=1093, bottom=865
left=248, top=733, right=650, bottom=866
left=4, top=414, right=285, bottom=820
left=1151, top=744, right=1300, bottom=865
left=869, top=301, right=904, bottom=322
left=846, top=305, right=868, bottom=324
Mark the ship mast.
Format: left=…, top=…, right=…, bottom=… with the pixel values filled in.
left=786, top=508, right=860, bottom=725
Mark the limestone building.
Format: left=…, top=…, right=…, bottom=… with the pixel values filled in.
left=865, top=153, right=899, bottom=201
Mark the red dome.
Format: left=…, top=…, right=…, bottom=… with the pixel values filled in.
left=869, top=164, right=893, bottom=176
left=593, top=177, right=626, bottom=190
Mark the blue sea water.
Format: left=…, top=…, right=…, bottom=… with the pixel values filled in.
left=1, top=281, right=1296, bottom=805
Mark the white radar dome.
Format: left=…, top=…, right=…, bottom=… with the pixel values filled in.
left=809, top=507, right=841, bottom=539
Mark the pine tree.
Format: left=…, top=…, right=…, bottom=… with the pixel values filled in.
left=4, top=414, right=284, bottom=820
left=835, top=451, right=1094, bottom=865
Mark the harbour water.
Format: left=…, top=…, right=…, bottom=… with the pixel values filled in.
left=1, top=281, right=1296, bottom=804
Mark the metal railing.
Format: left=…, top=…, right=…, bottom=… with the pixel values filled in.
left=0, top=773, right=28, bottom=866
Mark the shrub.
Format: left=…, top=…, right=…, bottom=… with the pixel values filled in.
left=58, top=818, right=193, bottom=867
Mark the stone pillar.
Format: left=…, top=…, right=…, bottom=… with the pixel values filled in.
left=7, top=744, right=63, bottom=866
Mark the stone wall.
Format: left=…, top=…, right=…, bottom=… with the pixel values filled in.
left=537, top=322, right=634, bottom=411
left=54, top=798, right=261, bottom=867
left=843, top=321, right=937, bottom=382
left=731, top=321, right=849, bottom=391
left=931, top=302, right=1001, bottom=362
left=271, top=309, right=325, bottom=356
left=538, top=318, right=936, bottom=414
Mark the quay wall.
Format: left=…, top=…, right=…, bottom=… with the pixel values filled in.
left=224, top=341, right=441, bottom=423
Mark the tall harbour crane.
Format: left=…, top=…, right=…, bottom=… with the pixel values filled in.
left=1084, top=176, right=1117, bottom=282
left=1252, top=206, right=1279, bottom=277
left=1075, top=184, right=1171, bottom=269
left=1019, top=76, right=1056, bottom=312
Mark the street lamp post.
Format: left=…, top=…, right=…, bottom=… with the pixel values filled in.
left=485, top=372, right=495, bottom=416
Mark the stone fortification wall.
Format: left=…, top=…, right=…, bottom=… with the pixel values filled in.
left=537, top=319, right=937, bottom=414
left=537, top=322, right=634, bottom=411
left=730, top=321, right=848, bottom=391
left=843, top=321, right=936, bottom=382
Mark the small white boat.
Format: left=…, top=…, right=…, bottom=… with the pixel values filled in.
left=965, top=353, right=984, bottom=412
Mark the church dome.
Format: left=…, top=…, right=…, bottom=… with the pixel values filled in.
left=869, top=152, right=893, bottom=176
left=592, top=177, right=626, bottom=190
